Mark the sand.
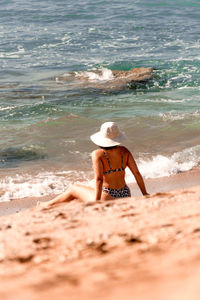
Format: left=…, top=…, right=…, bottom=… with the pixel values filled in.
left=0, top=168, right=200, bottom=300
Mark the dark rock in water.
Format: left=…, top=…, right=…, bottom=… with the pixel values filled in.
left=55, top=67, right=154, bottom=90
left=112, top=67, right=154, bottom=82
left=112, top=67, right=154, bottom=89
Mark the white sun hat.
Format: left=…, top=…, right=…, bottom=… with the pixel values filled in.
left=90, top=122, right=126, bottom=147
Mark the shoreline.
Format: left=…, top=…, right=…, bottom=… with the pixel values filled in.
left=0, top=166, right=200, bottom=217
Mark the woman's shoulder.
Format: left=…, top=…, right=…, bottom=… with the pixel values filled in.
left=91, top=149, right=104, bottom=159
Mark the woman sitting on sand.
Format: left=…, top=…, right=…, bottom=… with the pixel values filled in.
left=38, top=122, right=148, bottom=208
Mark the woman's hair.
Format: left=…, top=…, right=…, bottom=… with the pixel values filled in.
left=99, top=145, right=118, bottom=150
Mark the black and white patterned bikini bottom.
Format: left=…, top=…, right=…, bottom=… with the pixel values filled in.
left=102, top=185, right=131, bottom=199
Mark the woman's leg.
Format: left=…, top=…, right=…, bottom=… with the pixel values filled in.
left=37, top=184, right=95, bottom=209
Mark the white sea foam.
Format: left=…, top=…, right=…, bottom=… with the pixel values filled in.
left=1, top=146, right=200, bottom=202
left=150, top=98, right=185, bottom=104
left=0, top=106, right=15, bottom=111
left=75, top=68, right=114, bottom=82
left=0, top=170, right=91, bottom=202
left=160, top=110, right=200, bottom=121
left=0, top=46, right=25, bottom=58
left=126, top=145, right=200, bottom=183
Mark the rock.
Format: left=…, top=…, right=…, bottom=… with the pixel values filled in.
left=54, top=67, right=154, bottom=90
left=112, top=67, right=154, bottom=82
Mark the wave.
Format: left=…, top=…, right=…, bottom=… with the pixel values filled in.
left=160, top=111, right=200, bottom=121
left=75, top=68, right=114, bottom=82
left=126, top=145, right=200, bottom=182
left=0, top=45, right=25, bottom=58
left=0, top=170, right=91, bottom=202
left=0, top=145, right=46, bottom=167
left=0, top=145, right=200, bottom=202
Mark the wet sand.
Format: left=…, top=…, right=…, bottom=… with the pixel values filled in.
left=0, top=168, right=200, bottom=300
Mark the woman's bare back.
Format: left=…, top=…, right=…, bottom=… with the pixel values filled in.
left=93, top=146, right=128, bottom=189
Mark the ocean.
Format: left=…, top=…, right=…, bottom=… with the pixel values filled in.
left=0, top=0, right=200, bottom=201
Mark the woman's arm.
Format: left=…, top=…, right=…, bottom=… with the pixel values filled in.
left=127, top=150, right=149, bottom=196
left=91, top=150, right=104, bottom=201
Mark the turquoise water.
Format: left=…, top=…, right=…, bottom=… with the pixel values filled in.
left=0, top=0, right=200, bottom=200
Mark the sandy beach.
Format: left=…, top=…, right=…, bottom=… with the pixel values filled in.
left=0, top=168, right=200, bottom=300
left=1, top=1, right=200, bottom=299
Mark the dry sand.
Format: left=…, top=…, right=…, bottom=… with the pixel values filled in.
left=0, top=168, right=200, bottom=300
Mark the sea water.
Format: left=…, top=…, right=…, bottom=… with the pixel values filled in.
left=0, top=0, right=200, bottom=201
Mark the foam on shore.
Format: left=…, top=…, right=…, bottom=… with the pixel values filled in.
left=1, top=167, right=200, bottom=217
left=0, top=145, right=200, bottom=204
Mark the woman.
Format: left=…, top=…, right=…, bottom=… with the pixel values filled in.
left=38, top=122, right=148, bottom=209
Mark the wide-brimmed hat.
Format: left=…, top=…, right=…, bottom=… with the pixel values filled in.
left=90, top=122, right=126, bottom=147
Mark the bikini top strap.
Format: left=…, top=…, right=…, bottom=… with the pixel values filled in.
left=103, top=148, right=124, bottom=171
left=103, top=151, right=112, bottom=170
